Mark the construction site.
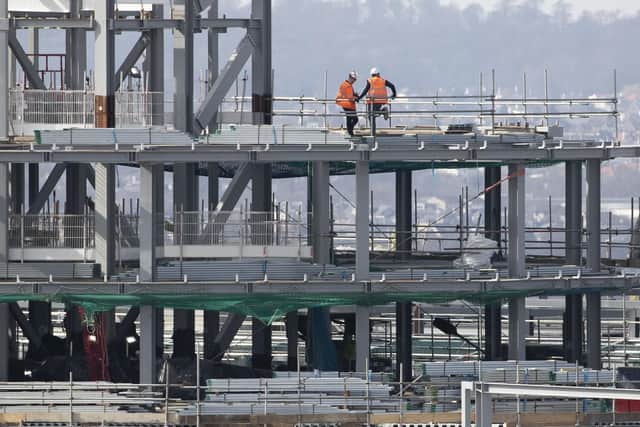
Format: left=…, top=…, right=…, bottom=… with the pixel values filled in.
left=2, top=1, right=640, bottom=426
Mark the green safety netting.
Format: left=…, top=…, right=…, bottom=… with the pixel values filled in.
left=0, top=286, right=602, bottom=324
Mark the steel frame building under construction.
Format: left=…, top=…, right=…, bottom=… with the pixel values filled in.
left=2, top=1, right=640, bottom=426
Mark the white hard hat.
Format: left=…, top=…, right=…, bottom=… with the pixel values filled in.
left=370, top=67, right=379, bottom=76
left=348, top=71, right=358, bottom=80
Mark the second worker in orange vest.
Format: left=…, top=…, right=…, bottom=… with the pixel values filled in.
left=357, top=67, right=397, bottom=121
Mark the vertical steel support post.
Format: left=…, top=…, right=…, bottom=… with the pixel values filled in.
left=144, top=4, right=164, bottom=126
left=507, top=163, right=526, bottom=360
left=355, top=160, right=370, bottom=372
left=0, top=0, right=9, bottom=379
left=307, top=161, right=337, bottom=370
left=251, top=163, right=272, bottom=369
left=586, top=159, right=602, bottom=368
left=207, top=0, right=219, bottom=130
left=565, top=161, right=583, bottom=363
left=484, top=166, right=502, bottom=360
left=172, top=0, right=198, bottom=353
left=139, top=164, right=163, bottom=383
left=94, top=0, right=116, bottom=276
left=251, top=0, right=272, bottom=125
left=395, top=169, right=412, bottom=381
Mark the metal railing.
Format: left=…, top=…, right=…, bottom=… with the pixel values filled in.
left=6, top=211, right=640, bottom=263
left=9, top=89, right=94, bottom=132
left=9, top=210, right=308, bottom=251
left=8, top=89, right=164, bottom=134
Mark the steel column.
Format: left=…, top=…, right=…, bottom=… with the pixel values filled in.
left=173, top=0, right=194, bottom=133
left=143, top=4, right=164, bottom=126
left=139, top=164, right=161, bottom=281
left=251, top=0, right=272, bottom=125
left=0, top=0, right=9, bottom=380
left=28, top=164, right=38, bottom=207
left=564, top=161, right=583, bottom=363
left=65, top=165, right=86, bottom=214
left=10, top=163, right=24, bottom=214
left=355, top=160, right=370, bottom=372
left=204, top=160, right=219, bottom=359
left=484, top=166, right=502, bottom=360
left=0, top=164, right=7, bottom=265
left=312, top=161, right=330, bottom=264
left=139, top=305, right=157, bottom=384
left=65, top=0, right=86, bottom=91
left=395, top=169, right=412, bottom=260
left=507, top=163, right=526, bottom=360
left=207, top=0, right=219, bottom=130
left=396, top=301, right=412, bottom=382
left=252, top=318, right=272, bottom=370
left=586, top=159, right=602, bottom=368
left=95, top=164, right=115, bottom=277
left=251, top=163, right=272, bottom=369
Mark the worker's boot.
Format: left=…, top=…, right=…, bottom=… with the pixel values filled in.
left=382, top=106, right=389, bottom=121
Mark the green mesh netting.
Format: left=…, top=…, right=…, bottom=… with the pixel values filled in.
left=0, top=286, right=604, bottom=324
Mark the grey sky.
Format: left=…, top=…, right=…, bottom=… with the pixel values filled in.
left=441, top=0, right=640, bottom=16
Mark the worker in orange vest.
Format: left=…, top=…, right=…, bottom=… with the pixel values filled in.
left=358, top=68, right=397, bottom=129
left=335, top=71, right=359, bottom=136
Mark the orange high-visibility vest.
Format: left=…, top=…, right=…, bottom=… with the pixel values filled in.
left=367, top=76, right=387, bottom=104
left=336, top=81, right=356, bottom=109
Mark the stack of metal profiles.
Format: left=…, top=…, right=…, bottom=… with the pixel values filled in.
left=35, top=128, right=196, bottom=145
left=180, top=373, right=398, bottom=416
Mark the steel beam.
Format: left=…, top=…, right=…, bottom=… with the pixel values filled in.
left=194, top=34, right=254, bottom=133
left=250, top=0, right=272, bottom=125
left=586, top=159, right=602, bottom=368
left=95, top=164, right=115, bottom=277
left=8, top=302, right=41, bottom=351
left=507, top=163, right=526, bottom=360
left=26, top=164, right=65, bottom=215
left=114, top=33, right=151, bottom=91
left=211, top=314, right=246, bottom=361
left=7, top=33, right=46, bottom=90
